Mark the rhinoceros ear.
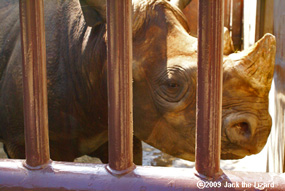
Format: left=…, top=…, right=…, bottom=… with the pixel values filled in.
left=170, top=0, right=192, bottom=10
left=79, top=0, right=106, bottom=27
left=229, top=33, right=276, bottom=95
left=223, top=27, right=234, bottom=55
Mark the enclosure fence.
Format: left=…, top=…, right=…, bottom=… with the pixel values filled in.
left=0, top=0, right=284, bottom=190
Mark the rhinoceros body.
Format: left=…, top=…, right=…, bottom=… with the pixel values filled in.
left=0, top=0, right=275, bottom=163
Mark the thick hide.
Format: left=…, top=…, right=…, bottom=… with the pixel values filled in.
left=0, top=0, right=276, bottom=163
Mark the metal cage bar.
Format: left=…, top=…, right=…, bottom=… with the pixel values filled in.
left=106, top=0, right=134, bottom=173
left=19, top=0, right=50, bottom=169
left=0, top=160, right=284, bottom=190
left=195, top=0, right=224, bottom=178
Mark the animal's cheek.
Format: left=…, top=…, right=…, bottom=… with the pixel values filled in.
left=162, top=108, right=196, bottom=130
left=132, top=60, right=146, bottom=82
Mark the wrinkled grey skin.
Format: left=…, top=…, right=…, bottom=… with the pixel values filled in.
left=0, top=0, right=275, bottom=163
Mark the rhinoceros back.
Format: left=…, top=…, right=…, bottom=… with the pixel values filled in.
left=0, top=0, right=20, bottom=81
left=0, top=0, right=109, bottom=160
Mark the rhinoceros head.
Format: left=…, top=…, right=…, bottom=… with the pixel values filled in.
left=79, top=0, right=275, bottom=161
left=131, top=0, right=275, bottom=161
left=222, top=34, right=275, bottom=159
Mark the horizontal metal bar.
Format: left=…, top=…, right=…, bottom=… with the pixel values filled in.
left=0, top=159, right=284, bottom=191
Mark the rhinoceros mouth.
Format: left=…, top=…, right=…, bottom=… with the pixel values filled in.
left=221, top=140, right=263, bottom=159
left=221, top=148, right=252, bottom=159
left=221, top=153, right=245, bottom=160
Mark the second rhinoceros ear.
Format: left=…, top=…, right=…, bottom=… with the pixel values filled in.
left=229, top=34, right=276, bottom=95
left=170, top=0, right=192, bottom=10
left=223, top=27, right=234, bottom=55
left=79, top=0, right=106, bottom=27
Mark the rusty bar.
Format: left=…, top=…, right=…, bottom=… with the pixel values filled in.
left=106, top=0, right=134, bottom=173
left=196, top=0, right=224, bottom=178
left=231, top=0, right=243, bottom=50
left=19, top=0, right=50, bottom=168
left=0, top=159, right=284, bottom=190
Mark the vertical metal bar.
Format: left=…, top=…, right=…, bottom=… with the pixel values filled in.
left=106, top=0, right=134, bottom=174
left=195, top=0, right=224, bottom=178
left=19, top=0, right=50, bottom=168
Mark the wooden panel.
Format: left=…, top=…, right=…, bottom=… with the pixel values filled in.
left=255, top=0, right=274, bottom=41
left=224, top=0, right=232, bottom=31
left=232, top=0, right=243, bottom=50
left=243, top=0, right=257, bottom=49
left=266, top=0, right=285, bottom=173
left=263, top=0, right=274, bottom=34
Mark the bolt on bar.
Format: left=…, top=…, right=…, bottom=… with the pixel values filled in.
left=195, top=0, right=224, bottom=178
left=107, top=0, right=134, bottom=173
left=19, top=0, right=50, bottom=168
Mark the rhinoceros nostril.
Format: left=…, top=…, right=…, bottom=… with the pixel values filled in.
left=232, top=122, right=251, bottom=138
left=225, top=121, right=253, bottom=144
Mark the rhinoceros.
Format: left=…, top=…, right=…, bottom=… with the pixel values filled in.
left=0, top=0, right=275, bottom=164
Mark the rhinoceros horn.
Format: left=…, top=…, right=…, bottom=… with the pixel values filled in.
left=79, top=0, right=106, bottom=27
left=229, top=34, right=276, bottom=96
left=170, top=0, right=192, bottom=10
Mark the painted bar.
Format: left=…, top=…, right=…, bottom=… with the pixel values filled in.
left=195, top=0, right=224, bottom=178
left=106, top=0, right=134, bottom=173
left=0, top=159, right=284, bottom=190
left=19, top=0, right=50, bottom=168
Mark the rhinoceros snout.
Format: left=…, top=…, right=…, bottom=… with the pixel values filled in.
left=227, top=122, right=251, bottom=141
left=224, top=114, right=258, bottom=148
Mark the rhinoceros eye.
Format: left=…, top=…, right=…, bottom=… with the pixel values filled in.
left=156, top=68, right=189, bottom=103
left=162, top=79, right=181, bottom=95
left=168, top=82, right=180, bottom=88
